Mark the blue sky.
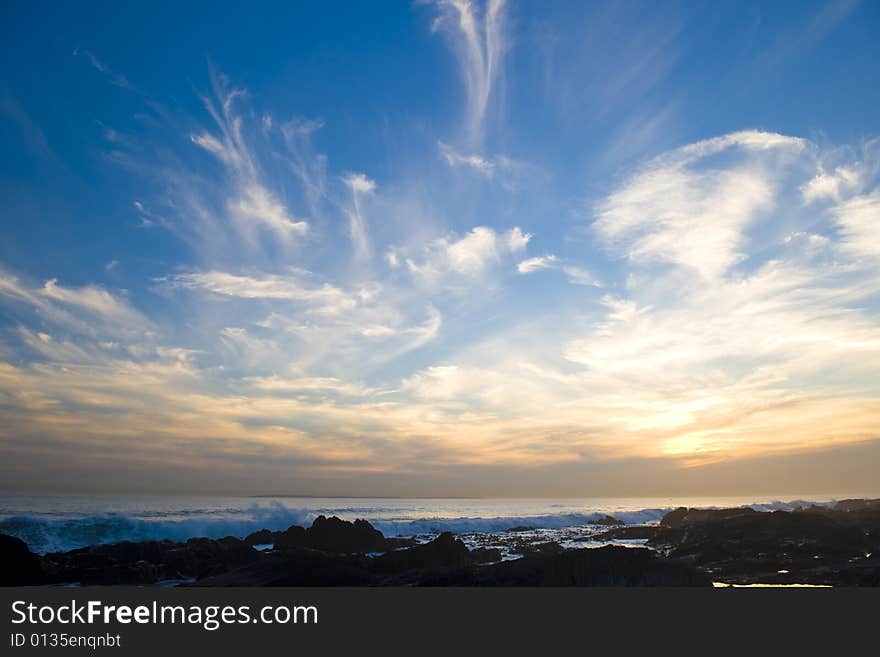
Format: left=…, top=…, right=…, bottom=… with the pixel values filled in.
left=1, top=0, right=879, bottom=496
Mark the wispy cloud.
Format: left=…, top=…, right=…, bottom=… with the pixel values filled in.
left=0, top=273, right=150, bottom=335
left=594, top=130, right=806, bottom=279
left=3, top=38, right=880, bottom=495
left=430, top=0, right=507, bottom=145
left=516, top=255, right=557, bottom=274
left=73, top=47, right=135, bottom=90
left=516, top=255, right=598, bottom=286
left=438, top=141, right=529, bottom=188
left=342, top=172, right=376, bottom=258
left=189, top=73, right=309, bottom=245
left=832, top=191, right=880, bottom=259
left=439, top=141, right=494, bottom=175
left=162, top=270, right=357, bottom=315
left=801, top=166, right=862, bottom=203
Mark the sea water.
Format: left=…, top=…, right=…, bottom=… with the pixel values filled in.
left=0, top=492, right=855, bottom=555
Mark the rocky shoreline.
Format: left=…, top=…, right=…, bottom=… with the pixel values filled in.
left=2, top=500, right=878, bottom=587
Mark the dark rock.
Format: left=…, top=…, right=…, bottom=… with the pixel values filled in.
left=304, top=516, right=386, bottom=553
left=374, top=532, right=472, bottom=572
left=659, top=506, right=758, bottom=529
left=469, top=547, right=503, bottom=564
left=273, top=525, right=307, bottom=548
left=43, top=537, right=259, bottom=585
left=505, top=525, right=535, bottom=533
left=588, top=526, right=659, bottom=541
left=833, top=498, right=880, bottom=513
left=244, top=529, right=276, bottom=546
left=659, top=507, right=689, bottom=528
left=383, top=537, right=419, bottom=550
left=650, top=505, right=880, bottom=586
left=179, top=537, right=259, bottom=579
left=593, top=515, right=624, bottom=526
left=0, top=534, right=44, bottom=586
left=273, top=516, right=387, bottom=553
left=478, top=546, right=709, bottom=586
left=512, top=541, right=565, bottom=557
left=217, top=536, right=244, bottom=548
left=78, top=560, right=162, bottom=586
left=196, top=548, right=374, bottom=586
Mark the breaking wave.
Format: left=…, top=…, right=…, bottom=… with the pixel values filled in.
left=0, top=505, right=317, bottom=554
left=0, top=498, right=835, bottom=554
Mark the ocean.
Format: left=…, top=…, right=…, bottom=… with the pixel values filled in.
left=0, top=492, right=853, bottom=556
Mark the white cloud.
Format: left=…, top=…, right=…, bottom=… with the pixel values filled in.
left=191, top=132, right=234, bottom=165
left=163, top=270, right=357, bottom=315
left=0, top=274, right=149, bottom=335
left=832, top=190, right=880, bottom=259
left=517, top=255, right=597, bottom=286
left=505, top=226, right=530, bottom=252
left=517, top=255, right=557, bottom=273
left=246, top=375, right=385, bottom=398
left=229, top=184, right=308, bottom=242
left=438, top=141, right=531, bottom=190
left=358, top=325, right=398, bottom=338
left=431, top=0, right=507, bottom=143
left=39, top=279, right=144, bottom=326
left=594, top=130, right=806, bottom=279
left=439, top=141, right=494, bottom=175
left=801, top=166, right=861, bottom=203
left=404, top=225, right=529, bottom=281
left=342, top=172, right=376, bottom=258
left=343, top=172, right=376, bottom=194
left=186, top=73, right=311, bottom=248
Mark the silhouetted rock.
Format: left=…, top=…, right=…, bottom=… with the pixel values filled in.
left=304, top=516, right=386, bottom=553
left=0, top=534, right=44, bottom=586
left=659, top=507, right=689, bottom=528
left=384, top=537, right=419, bottom=550
left=659, top=506, right=759, bottom=529
left=272, top=516, right=388, bottom=553
left=478, top=546, right=709, bottom=586
left=273, top=525, right=307, bottom=549
left=587, top=526, right=659, bottom=541
left=196, top=548, right=374, bottom=586
left=43, top=537, right=259, bottom=585
left=375, top=532, right=472, bottom=572
left=244, top=529, right=275, bottom=546
left=512, top=541, right=565, bottom=557
left=594, top=515, right=624, bottom=526
left=833, top=498, right=880, bottom=513
left=651, top=505, right=880, bottom=586
left=469, top=547, right=503, bottom=563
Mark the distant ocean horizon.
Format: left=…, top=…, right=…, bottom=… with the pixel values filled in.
left=2, top=491, right=875, bottom=555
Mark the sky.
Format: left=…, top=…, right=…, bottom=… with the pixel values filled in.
left=0, top=0, right=879, bottom=497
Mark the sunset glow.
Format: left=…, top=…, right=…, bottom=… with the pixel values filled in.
left=1, top=0, right=878, bottom=496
